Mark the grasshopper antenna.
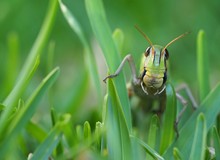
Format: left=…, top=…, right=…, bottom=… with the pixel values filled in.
left=135, top=25, right=153, bottom=47
left=162, top=32, right=190, bottom=54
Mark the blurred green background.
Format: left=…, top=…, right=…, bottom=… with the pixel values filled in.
left=0, top=0, right=220, bottom=131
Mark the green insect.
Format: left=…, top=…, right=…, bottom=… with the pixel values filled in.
left=103, top=25, right=198, bottom=136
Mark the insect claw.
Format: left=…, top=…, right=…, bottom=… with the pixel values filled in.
left=141, top=82, right=148, bottom=95
left=154, top=90, right=159, bottom=95
left=103, top=76, right=109, bottom=83
left=158, top=85, right=166, bottom=94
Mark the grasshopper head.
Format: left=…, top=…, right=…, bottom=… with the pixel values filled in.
left=135, top=25, right=189, bottom=92
left=142, top=45, right=168, bottom=89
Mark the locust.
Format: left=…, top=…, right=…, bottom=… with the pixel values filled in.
left=103, top=25, right=198, bottom=136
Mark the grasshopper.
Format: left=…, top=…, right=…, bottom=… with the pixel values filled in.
left=103, top=26, right=198, bottom=136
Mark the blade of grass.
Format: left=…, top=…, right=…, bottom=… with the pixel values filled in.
left=217, top=115, right=220, bottom=137
left=76, top=124, right=83, bottom=141
left=131, top=135, right=164, bottom=160
left=95, top=121, right=103, bottom=151
left=51, top=107, right=58, bottom=127
left=163, top=82, right=220, bottom=159
left=7, top=99, right=24, bottom=122
left=85, top=0, right=132, bottom=130
left=147, top=114, right=159, bottom=149
left=28, top=133, right=61, bottom=160
left=47, top=41, right=55, bottom=73
left=8, top=67, right=60, bottom=134
left=5, top=32, right=19, bottom=94
left=0, top=67, right=60, bottom=158
left=56, top=121, right=103, bottom=159
left=189, top=113, right=206, bottom=160
left=112, top=28, right=124, bottom=53
left=160, top=82, right=177, bottom=154
left=173, top=148, right=183, bottom=160
left=0, top=0, right=59, bottom=136
left=211, top=126, right=220, bottom=159
left=147, top=115, right=159, bottom=160
left=26, top=121, right=47, bottom=143
left=59, top=0, right=102, bottom=106
left=50, top=108, right=64, bottom=156
left=31, top=114, right=71, bottom=160
left=56, top=140, right=103, bottom=160
left=197, top=30, right=210, bottom=101
left=63, top=125, right=76, bottom=147
left=84, top=121, right=91, bottom=141
left=106, top=79, right=132, bottom=160
left=0, top=104, right=5, bottom=112
left=47, top=42, right=56, bottom=109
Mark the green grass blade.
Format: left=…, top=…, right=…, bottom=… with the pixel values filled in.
left=0, top=104, right=5, bottom=111
left=204, top=148, right=212, bottom=160
left=95, top=121, right=103, bottom=151
left=61, top=120, right=75, bottom=147
left=31, top=114, right=71, bottom=160
left=147, top=115, right=159, bottom=160
left=59, top=0, right=102, bottom=106
left=59, top=0, right=87, bottom=46
left=76, top=124, right=83, bottom=141
left=7, top=99, right=24, bottom=122
left=31, top=132, right=62, bottom=160
left=0, top=0, right=59, bottom=135
left=217, top=115, right=220, bottom=138
left=85, top=0, right=132, bottom=130
left=189, top=113, right=206, bottom=160
left=5, top=32, right=19, bottom=94
left=173, top=148, right=183, bottom=160
left=211, top=126, right=220, bottom=159
left=26, top=121, right=47, bottom=143
left=160, top=82, right=177, bottom=154
left=51, top=107, right=58, bottom=127
left=112, top=28, right=124, bottom=53
left=84, top=121, right=91, bottom=141
left=106, top=79, right=132, bottom=160
left=131, top=135, right=164, bottom=160
left=197, top=30, right=210, bottom=101
left=50, top=108, right=64, bottom=156
left=147, top=114, right=159, bottom=149
left=163, top=82, right=220, bottom=159
left=8, top=67, right=60, bottom=134
left=47, top=41, right=55, bottom=73
left=0, top=67, right=60, bottom=158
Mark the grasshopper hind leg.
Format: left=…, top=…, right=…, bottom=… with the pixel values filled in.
left=174, top=83, right=198, bottom=138
left=175, top=83, right=198, bottom=109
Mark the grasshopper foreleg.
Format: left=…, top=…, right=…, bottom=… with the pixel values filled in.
left=103, top=54, right=140, bottom=84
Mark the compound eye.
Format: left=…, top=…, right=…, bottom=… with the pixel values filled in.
left=145, top=47, right=150, bottom=57
left=164, top=49, right=169, bottom=60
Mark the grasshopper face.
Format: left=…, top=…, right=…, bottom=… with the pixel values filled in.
left=142, top=45, right=169, bottom=89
